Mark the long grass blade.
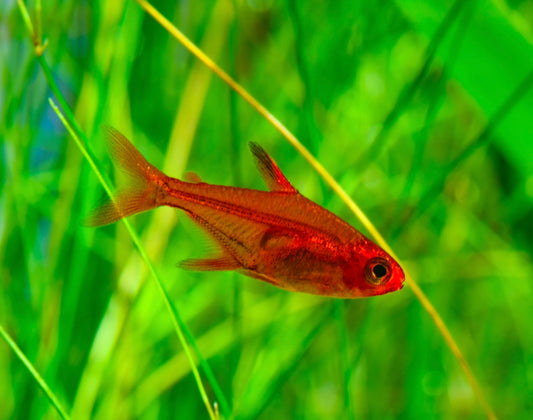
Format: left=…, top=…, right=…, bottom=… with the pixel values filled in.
left=17, top=1, right=220, bottom=418
left=48, top=99, right=217, bottom=420
left=132, top=1, right=497, bottom=418
left=0, top=323, right=71, bottom=420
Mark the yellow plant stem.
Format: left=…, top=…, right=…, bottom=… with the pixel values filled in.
left=133, top=1, right=497, bottom=419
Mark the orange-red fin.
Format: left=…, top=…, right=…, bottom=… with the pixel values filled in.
left=184, top=171, right=203, bottom=183
left=249, top=142, right=297, bottom=193
left=179, top=255, right=241, bottom=271
left=103, top=126, right=164, bottom=183
left=84, top=127, right=165, bottom=227
left=84, top=190, right=156, bottom=227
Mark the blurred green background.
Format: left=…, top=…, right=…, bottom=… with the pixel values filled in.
left=2, top=0, right=533, bottom=418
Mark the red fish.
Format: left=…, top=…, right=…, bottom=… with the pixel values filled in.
left=87, top=128, right=404, bottom=298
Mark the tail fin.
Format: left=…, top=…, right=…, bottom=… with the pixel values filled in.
left=84, top=127, right=166, bottom=227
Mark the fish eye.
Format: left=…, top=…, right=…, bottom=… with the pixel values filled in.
left=364, top=257, right=391, bottom=286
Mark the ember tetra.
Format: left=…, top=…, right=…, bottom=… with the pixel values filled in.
left=88, top=128, right=404, bottom=298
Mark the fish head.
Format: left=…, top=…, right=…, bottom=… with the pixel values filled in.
left=343, top=237, right=405, bottom=298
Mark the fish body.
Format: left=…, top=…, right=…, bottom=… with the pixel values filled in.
left=88, top=128, right=404, bottom=298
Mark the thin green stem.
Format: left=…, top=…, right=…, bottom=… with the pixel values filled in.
left=49, top=99, right=217, bottom=420
left=37, top=56, right=87, bottom=144
left=16, top=0, right=35, bottom=39
left=0, top=323, right=71, bottom=420
left=35, top=0, right=42, bottom=47
left=16, top=1, right=218, bottom=417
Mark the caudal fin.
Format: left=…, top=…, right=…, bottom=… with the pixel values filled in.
left=84, top=127, right=166, bottom=227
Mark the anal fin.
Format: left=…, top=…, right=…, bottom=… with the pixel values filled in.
left=179, top=255, right=241, bottom=272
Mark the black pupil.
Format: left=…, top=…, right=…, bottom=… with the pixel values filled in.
left=372, top=264, right=387, bottom=279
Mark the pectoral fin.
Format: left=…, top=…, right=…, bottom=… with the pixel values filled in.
left=249, top=142, right=297, bottom=193
left=240, top=269, right=280, bottom=286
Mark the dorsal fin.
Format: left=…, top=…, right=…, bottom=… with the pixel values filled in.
left=249, top=142, right=297, bottom=193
